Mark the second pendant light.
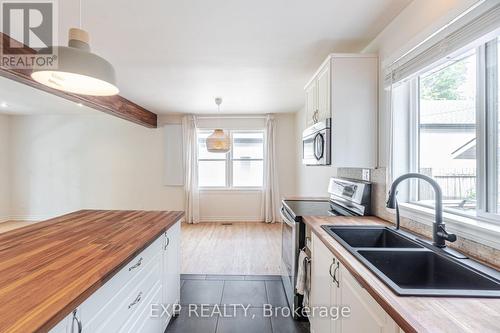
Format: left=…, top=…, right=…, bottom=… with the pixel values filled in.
left=206, top=97, right=231, bottom=153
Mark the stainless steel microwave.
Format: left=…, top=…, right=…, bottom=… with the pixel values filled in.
left=302, top=118, right=331, bottom=165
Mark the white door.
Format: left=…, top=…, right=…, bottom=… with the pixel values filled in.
left=305, top=80, right=318, bottom=127
left=316, top=62, right=331, bottom=122
left=310, top=234, right=334, bottom=333
left=162, top=220, right=181, bottom=329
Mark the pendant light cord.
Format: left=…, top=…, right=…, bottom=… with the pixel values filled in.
left=79, top=0, right=82, bottom=29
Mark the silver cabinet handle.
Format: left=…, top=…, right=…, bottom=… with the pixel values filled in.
left=128, top=292, right=143, bottom=309
left=329, top=258, right=335, bottom=279
left=313, top=109, right=319, bottom=123
left=71, top=309, right=82, bottom=333
left=128, top=257, right=143, bottom=271
left=332, top=262, right=340, bottom=288
left=164, top=236, right=170, bottom=250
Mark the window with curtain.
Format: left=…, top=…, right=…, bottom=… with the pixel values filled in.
left=197, top=130, right=264, bottom=188
left=391, top=34, right=500, bottom=222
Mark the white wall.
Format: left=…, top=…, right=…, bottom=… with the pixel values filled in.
left=0, top=115, right=10, bottom=221
left=9, top=114, right=185, bottom=220
left=5, top=112, right=296, bottom=222
left=295, top=107, right=338, bottom=197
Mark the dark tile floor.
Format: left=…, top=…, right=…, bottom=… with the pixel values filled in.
left=166, top=274, right=310, bottom=333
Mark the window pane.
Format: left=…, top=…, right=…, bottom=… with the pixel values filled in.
left=233, top=161, right=263, bottom=187
left=198, top=131, right=227, bottom=160
left=418, top=52, right=477, bottom=214
left=198, top=161, right=226, bottom=187
left=232, top=132, right=264, bottom=159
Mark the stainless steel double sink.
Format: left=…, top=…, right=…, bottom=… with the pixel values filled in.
left=322, top=226, right=500, bottom=297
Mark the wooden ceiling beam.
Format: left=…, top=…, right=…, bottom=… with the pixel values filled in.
left=0, top=33, right=157, bottom=128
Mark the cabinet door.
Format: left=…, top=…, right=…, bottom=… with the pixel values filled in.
left=330, top=260, right=341, bottom=333
left=48, top=311, right=74, bottom=333
left=310, top=234, right=335, bottom=333
left=305, top=80, right=318, bottom=127
left=162, top=220, right=181, bottom=329
left=317, top=62, right=331, bottom=122
left=339, top=265, right=390, bottom=333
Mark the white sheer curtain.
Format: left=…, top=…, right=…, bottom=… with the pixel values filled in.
left=262, top=114, right=280, bottom=223
left=182, top=115, right=200, bottom=224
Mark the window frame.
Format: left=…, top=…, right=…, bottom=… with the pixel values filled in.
left=403, top=38, right=500, bottom=224
left=197, top=129, right=265, bottom=190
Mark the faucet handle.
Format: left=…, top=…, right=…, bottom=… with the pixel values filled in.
left=437, top=224, right=457, bottom=243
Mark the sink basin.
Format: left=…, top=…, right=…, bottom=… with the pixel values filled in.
left=323, top=226, right=422, bottom=248
left=321, top=224, right=500, bottom=297
left=358, top=250, right=500, bottom=296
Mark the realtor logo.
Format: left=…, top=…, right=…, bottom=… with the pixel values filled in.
left=1, top=0, right=57, bottom=68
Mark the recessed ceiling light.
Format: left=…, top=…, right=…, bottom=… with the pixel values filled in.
left=0, top=102, right=7, bottom=108
left=77, top=103, right=83, bottom=107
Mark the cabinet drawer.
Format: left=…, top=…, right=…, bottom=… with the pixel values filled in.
left=83, top=253, right=162, bottom=332
left=79, top=235, right=163, bottom=329
left=122, top=282, right=163, bottom=333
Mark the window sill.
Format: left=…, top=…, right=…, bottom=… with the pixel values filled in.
left=397, top=203, right=500, bottom=249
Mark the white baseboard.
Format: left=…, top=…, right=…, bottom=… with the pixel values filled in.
left=4, top=214, right=55, bottom=222
left=199, top=216, right=264, bottom=222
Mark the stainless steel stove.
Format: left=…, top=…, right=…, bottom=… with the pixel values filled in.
left=280, top=177, right=372, bottom=318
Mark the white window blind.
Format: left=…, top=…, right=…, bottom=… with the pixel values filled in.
left=384, top=1, right=500, bottom=87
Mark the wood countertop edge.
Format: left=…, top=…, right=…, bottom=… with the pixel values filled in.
left=304, top=216, right=431, bottom=333
left=0, top=210, right=185, bottom=333
left=41, top=210, right=184, bottom=333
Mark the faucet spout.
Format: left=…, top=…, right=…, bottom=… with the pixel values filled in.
left=386, top=173, right=455, bottom=248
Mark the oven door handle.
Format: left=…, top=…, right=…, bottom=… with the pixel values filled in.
left=280, top=207, right=295, bottom=227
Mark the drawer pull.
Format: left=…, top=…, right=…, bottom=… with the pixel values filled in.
left=128, top=292, right=143, bottom=309
left=329, top=258, right=335, bottom=279
left=71, top=309, right=82, bottom=333
left=164, top=237, right=170, bottom=250
left=128, top=257, right=143, bottom=271
left=333, top=262, right=340, bottom=288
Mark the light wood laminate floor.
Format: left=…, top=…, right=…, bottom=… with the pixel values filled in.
left=181, top=222, right=282, bottom=275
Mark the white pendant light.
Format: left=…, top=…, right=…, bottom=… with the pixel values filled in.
left=206, top=97, right=231, bottom=153
left=31, top=1, right=118, bottom=96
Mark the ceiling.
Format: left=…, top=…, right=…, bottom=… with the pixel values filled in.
left=3, top=0, right=411, bottom=116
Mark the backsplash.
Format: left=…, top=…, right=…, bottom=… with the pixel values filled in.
left=338, top=168, right=500, bottom=269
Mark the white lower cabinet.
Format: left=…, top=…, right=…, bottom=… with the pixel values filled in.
left=310, top=233, right=401, bottom=333
left=162, top=220, right=181, bottom=331
left=310, top=233, right=336, bottom=333
left=49, top=219, right=181, bottom=333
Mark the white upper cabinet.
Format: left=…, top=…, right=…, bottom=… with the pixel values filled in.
left=316, top=62, right=331, bottom=123
left=305, top=79, right=318, bottom=127
left=304, top=54, right=378, bottom=169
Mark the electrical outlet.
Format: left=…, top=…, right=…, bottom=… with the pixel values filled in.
left=362, top=169, right=371, bottom=181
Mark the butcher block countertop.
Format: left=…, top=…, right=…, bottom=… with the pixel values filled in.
left=304, top=216, right=500, bottom=333
left=0, top=210, right=184, bottom=333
